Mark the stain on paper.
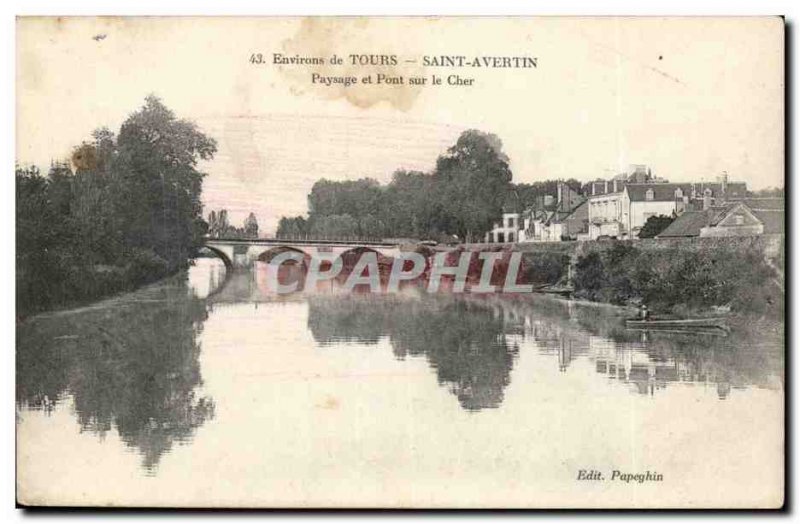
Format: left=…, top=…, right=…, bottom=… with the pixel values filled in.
left=280, top=18, right=425, bottom=111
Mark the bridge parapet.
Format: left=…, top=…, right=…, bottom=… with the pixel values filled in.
left=203, top=238, right=402, bottom=269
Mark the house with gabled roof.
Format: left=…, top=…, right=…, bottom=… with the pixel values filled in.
left=519, top=183, right=587, bottom=242
left=521, top=201, right=589, bottom=242
left=657, top=200, right=782, bottom=238
left=729, top=197, right=785, bottom=235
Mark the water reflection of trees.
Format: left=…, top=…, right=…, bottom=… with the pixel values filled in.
left=308, top=293, right=783, bottom=405
left=16, top=275, right=214, bottom=473
left=308, top=296, right=519, bottom=411
left=474, top=294, right=784, bottom=398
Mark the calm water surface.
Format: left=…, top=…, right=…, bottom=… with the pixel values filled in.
left=16, top=258, right=784, bottom=507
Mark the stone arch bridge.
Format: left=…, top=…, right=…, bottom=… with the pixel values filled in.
left=203, top=238, right=403, bottom=269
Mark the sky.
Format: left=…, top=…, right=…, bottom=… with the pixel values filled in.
left=17, top=17, right=784, bottom=234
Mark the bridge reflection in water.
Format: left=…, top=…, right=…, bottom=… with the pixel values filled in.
left=16, top=258, right=784, bottom=477
left=209, top=260, right=783, bottom=408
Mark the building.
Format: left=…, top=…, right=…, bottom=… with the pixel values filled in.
left=730, top=197, right=785, bottom=235
left=586, top=172, right=747, bottom=239
left=560, top=201, right=590, bottom=239
left=519, top=182, right=587, bottom=242
left=658, top=198, right=784, bottom=238
left=488, top=181, right=584, bottom=244
left=586, top=178, right=630, bottom=239
left=486, top=211, right=521, bottom=243
left=522, top=200, right=589, bottom=242
left=487, top=171, right=753, bottom=243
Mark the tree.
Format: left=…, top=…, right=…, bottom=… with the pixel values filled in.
left=216, top=210, right=230, bottom=237
left=308, top=178, right=383, bottom=219
left=511, top=179, right=582, bottom=213
left=382, top=169, right=440, bottom=238
left=114, top=95, right=217, bottom=266
left=277, top=216, right=309, bottom=238
left=15, top=96, right=218, bottom=316
left=638, top=214, right=675, bottom=239
left=16, top=165, right=67, bottom=312
left=71, top=129, right=123, bottom=265
left=243, top=213, right=259, bottom=239
left=433, top=130, right=513, bottom=242
left=309, top=214, right=359, bottom=239
left=207, top=210, right=219, bottom=238
left=274, top=130, right=517, bottom=243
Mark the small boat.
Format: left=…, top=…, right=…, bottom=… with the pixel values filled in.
left=625, top=317, right=728, bottom=330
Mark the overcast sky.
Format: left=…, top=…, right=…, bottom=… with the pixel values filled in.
left=17, top=17, right=784, bottom=234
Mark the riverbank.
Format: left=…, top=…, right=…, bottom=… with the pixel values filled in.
left=441, top=236, right=784, bottom=320
left=16, top=254, right=188, bottom=321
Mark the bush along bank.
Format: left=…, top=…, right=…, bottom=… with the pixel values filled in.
left=571, top=239, right=783, bottom=319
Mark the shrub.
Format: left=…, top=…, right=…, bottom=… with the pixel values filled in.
left=125, top=249, right=170, bottom=285
left=521, top=251, right=569, bottom=286
left=572, top=240, right=781, bottom=316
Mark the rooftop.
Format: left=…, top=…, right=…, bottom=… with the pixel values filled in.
left=657, top=210, right=712, bottom=238
left=657, top=201, right=784, bottom=237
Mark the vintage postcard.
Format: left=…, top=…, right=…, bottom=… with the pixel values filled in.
left=15, top=16, right=785, bottom=508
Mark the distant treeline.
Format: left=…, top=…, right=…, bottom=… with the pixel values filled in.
left=207, top=209, right=259, bottom=239
left=16, top=96, right=216, bottom=317
left=277, top=129, right=581, bottom=242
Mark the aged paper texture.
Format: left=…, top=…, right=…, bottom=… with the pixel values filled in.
left=15, top=16, right=784, bottom=508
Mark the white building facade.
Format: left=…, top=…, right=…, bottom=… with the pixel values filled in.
left=587, top=183, right=692, bottom=239
left=486, top=212, right=521, bottom=243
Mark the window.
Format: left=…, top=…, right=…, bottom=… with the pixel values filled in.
left=645, top=189, right=654, bottom=201
left=734, top=215, right=744, bottom=225
left=675, top=188, right=683, bottom=198
left=508, top=232, right=515, bottom=242
left=507, top=217, right=515, bottom=228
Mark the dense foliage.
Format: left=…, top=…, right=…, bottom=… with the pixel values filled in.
left=638, top=214, right=675, bottom=238
left=573, top=241, right=782, bottom=316
left=16, top=96, right=216, bottom=316
left=277, top=130, right=515, bottom=242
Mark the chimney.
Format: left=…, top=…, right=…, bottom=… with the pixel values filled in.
left=604, top=181, right=608, bottom=194
left=718, top=171, right=729, bottom=194
left=612, top=179, right=618, bottom=193
left=557, top=182, right=563, bottom=209
left=592, top=182, right=596, bottom=196
left=703, top=193, right=711, bottom=210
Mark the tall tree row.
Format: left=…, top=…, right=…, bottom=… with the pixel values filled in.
left=277, top=130, right=514, bottom=242
left=16, top=96, right=216, bottom=316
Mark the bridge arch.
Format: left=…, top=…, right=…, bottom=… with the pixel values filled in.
left=337, top=247, right=395, bottom=287
left=254, top=246, right=312, bottom=293
left=197, top=245, right=233, bottom=270
left=338, top=246, right=393, bottom=266
left=256, top=246, right=311, bottom=266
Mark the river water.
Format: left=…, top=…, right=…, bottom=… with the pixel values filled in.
left=16, top=258, right=784, bottom=508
